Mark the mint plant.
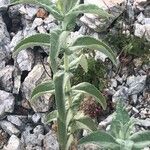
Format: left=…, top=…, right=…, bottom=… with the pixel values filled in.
left=79, top=101, right=150, bottom=150
left=11, top=0, right=117, bottom=149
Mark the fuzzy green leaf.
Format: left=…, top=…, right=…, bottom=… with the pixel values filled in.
left=13, top=33, right=50, bottom=56
left=64, top=0, right=79, bottom=13
left=49, top=30, right=69, bottom=73
left=79, top=131, right=120, bottom=149
left=72, top=82, right=106, bottom=110
left=73, top=113, right=97, bottom=131
left=65, top=134, right=74, bottom=150
left=11, top=0, right=63, bottom=20
left=72, top=93, right=84, bottom=111
left=49, top=29, right=62, bottom=73
left=110, top=101, right=131, bottom=139
left=79, top=55, right=88, bottom=73
left=69, top=55, right=82, bottom=69
left=62, top=13, right=77, bottom=31
left=129, top=130, right=150, bottom=149
left=66, top=109, right=73, bottom=128
left=31, top=80, right=55, bottom=101
left=70, top=36, right=117, bottom=66
left=67, top=4, right=111, bottom=19
left=46, top=110, right=58, bottom=123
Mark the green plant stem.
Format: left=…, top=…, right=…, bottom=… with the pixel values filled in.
left=64, top=53, right=72, bottom=107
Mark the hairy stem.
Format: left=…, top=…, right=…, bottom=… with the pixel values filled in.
left=64, top=53, right=72, bottom=107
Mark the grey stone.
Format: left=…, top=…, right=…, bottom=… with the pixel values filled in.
left=136, top=118, right=150, bottom=127
left=143, top=18, right=150, bottom=24
left=7, top=115, right=23, bottom=127
left=112, top=86, right=129, bottom=102
left=0, top=90, right=15, bottom=118
left=23, top=26, right=37, bottom=37
left=144, top=5, right=150, bottom=17
left=8, top=4, right=23, bottom=18
left=18, top=5, right=27, bottom=15
left=32, top=18, right=43, bottom=29
left=81, top=0, right=125, bottom=31
left=21, top=125, right=44, bottom=147
left=44, top=14, right=56, bottom=24
left=115, top=75, right=123, bottom=84
left=78, top=25, right=88, bottom=35
left=37, top=26, right=47, bottom=33
left=134, top=23, right=146, bottom=38
left=3, top=135, right=23, bottom=150
left=33, top=125, right=44, bottom=135
left=45, top=22, right=57, bottom=31
left=10, top=31, right=23, bottom=52
left=26, top=145, right=42, bottom=150
left=25, top=5, right=38, bottom=20
left=98, top=113, right=114, bottom=129
left=16, top=49, right=34, bottom=71
left=43, top=130, right=59, bottom=150
left=110, top=78, right=118, bottom=88
left=32, top=113, right=41, bottom=123
left=0, top=65, right=15, bottom=92
left=95, top=51, right=108, bottom=62
left=0, top=15, right=11, bottom=69
left=145, top=24, right=150, bottom=41
left=0, top=121, right=20, bottom=136
left=0, top=0, right=10, bottom=11
left=13, top=75, right=21, bottom=94
left=134, top=23, right=150, bottom=41
left=137, top=12, right=145, bottom=23
left=132, top=107, right=139, bottom=113
left=21, top=64, right=53, bottom=112
left=105, top=87, right=116, bottom=95
left=127, top=75, right=147, bottom=95
left=19, top=5, right=38, bottom=20
left=131, top=94, right=138, bottom=104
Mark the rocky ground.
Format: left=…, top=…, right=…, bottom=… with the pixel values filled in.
left=0, top=0, right=149, bottom=150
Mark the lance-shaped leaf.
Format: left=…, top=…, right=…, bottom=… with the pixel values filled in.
left=70, top=36, right=117, bottom=66
left=65, top=134, right=74, bottom=150
left=72, top=93, right=84, bottom=111
left=11, top=0, right=63, bottom=20
left=66, top=109, right=73, bottom=128
left=68, top=54, right=82, bottom=69
left=79, top=55, right=88, bottom=73
left=49, top=29, right=62, bottom=73
left=79, top=131, right=120, bottom=149
left=31, top=80, right=55, bottom=101
left=72, top=82, right=106, bottom=110
left=66, top=4, right=111, bottom=19
left=110, top=101, right=131, bottom=138
left=49, top=30, right=70, bottom=73
left=129, top=130, right=150, bottom=149
left=13, top=33, right=50, bottom=56
left=73, top=113, right=98, bottom=131
left=46, top=110, right=58, bottom=123
left=63, top=0, right=79, bottom=13
left=62, top=13, right=77, bottom=31
left=68, top=54, right=88, bottom=71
